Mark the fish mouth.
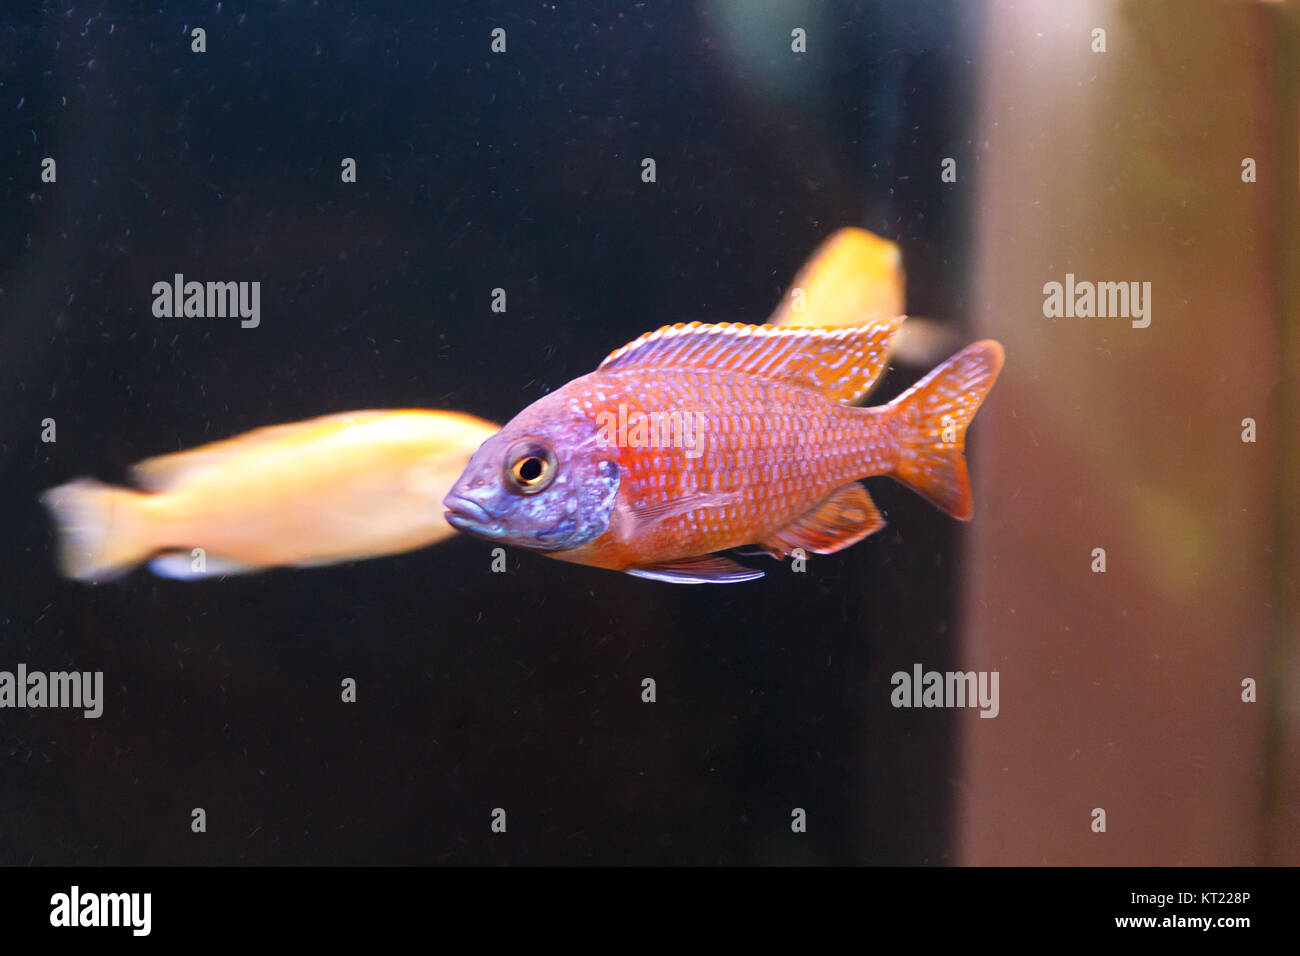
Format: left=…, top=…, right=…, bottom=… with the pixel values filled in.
left=443, top=493, right=503, bottom=537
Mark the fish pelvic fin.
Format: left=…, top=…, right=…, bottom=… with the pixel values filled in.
left=598, top=319, right=904, bottom=404
left=39, top=479, right=154, bottom=582
left=888, top=340, right=1004, bottom=520
left=624, top=554, right=764, bottom=584
left=760, top=483, right=885, bottom=556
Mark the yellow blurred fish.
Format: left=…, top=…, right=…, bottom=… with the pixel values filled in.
left=767, top=227, right=906, bottom=328
left=767, top=226, right=959, bottom=367
left=41, top=410, right=499, bottom=582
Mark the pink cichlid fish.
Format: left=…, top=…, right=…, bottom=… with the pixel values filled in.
left=444, top=316, right=1004, bottom=584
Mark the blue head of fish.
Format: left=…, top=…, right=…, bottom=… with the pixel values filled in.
left=443, top=393, right=621, bottom=552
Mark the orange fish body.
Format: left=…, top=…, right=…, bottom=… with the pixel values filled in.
left=42, top=409, right=500, bottom=582
left=445, top=319, right=1003, bottom=583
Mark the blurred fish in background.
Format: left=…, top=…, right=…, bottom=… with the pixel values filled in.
left=40, top=409, right=499, bottom=582
left=767, top=226, right=959, bottom=368
left=768, top=227, right=906, bottom=329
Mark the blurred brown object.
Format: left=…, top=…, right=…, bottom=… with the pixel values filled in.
left=960, top=0, right=1297, bottom=864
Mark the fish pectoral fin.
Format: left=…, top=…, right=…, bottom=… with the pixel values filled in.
left=614, top=491, right=743, bottom=538
left=624, top=554, right=764, bottom=584
left=148, top=551, right=262, bottom=580
left=759, top=483, right=886, bottom=557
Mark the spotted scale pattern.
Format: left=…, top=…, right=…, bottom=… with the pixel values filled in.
left=558, top=366, right=898, bottom=568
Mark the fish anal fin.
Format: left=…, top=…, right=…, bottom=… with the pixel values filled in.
left=149, top=551, right=262, bottom=580
left=759, top=483, right=885, bottom=557
left=625, top=554, right=764, bottom=584
left=598, top=319, right=903, bottom=404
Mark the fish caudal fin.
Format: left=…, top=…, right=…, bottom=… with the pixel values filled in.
left=888, top=341, right=1004, bottom=520
left=39, top=479, right=154, bottom=582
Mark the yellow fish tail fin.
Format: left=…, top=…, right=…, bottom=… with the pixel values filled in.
left=889, top=341, right=1004, bottom=520
left=40, top=479, right=153, bottom=581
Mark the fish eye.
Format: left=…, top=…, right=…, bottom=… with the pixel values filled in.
left=504, top=439, right=557, bottom=495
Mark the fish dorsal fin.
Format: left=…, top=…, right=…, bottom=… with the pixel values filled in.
left=767, top=227, right=905, bottom=330
left=597, top=319, right=903, bottom=404
left=759, top=482, right=886, bottom=557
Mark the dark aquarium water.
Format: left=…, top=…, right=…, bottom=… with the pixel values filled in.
left=0, top=0, right=1295, bottom=869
